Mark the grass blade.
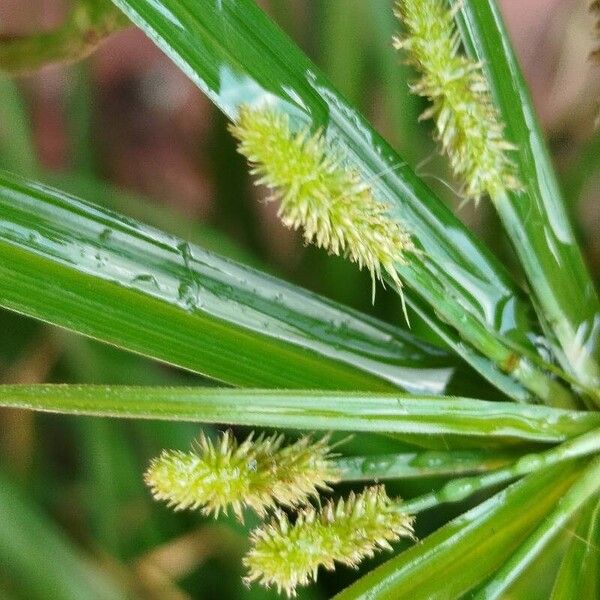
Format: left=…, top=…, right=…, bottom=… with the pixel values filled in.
left=550, top=496, right=600, bottom=599
left=456, top=0, right=600, bottom=399
left=334, top=462, right=581, bottom=600
left=0, top=76, right=38, bottom=175
left=0, top=471, right=127, bottom=600
left=337, top=449, right=517, bottom=481
left=472, top=455, right=600, bottom=599
left=0, top=170, right=465, bottom=393
left=402, top=427, right=600, bottom=514
left=405, top=292, right=532, bottom=401
left=0, top=385, right=598, bottom=443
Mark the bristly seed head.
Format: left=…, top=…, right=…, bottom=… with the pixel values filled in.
left=144, top=431, right=339, bottom=521
left=244, top=485, right=415, bottom=597
left=393, top=0, right=521, bottom=202
left=229, top=106, right=415, bottom=300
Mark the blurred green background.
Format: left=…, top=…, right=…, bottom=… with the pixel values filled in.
left=0, top=1, right=598, bottom=598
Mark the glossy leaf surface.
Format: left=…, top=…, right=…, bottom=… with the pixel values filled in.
left=457, top=0, right=600, bottom=398
left=337, top=449, right=517, bottom=481
left=472, top=455, right=600, bottom=599
left=334, top=463, right=581, bottom=600
left=0, top=170, right=466, bottom=394
left=550, top=496, right=600, bottom=599
left=0, top=385, right=598, bottom=443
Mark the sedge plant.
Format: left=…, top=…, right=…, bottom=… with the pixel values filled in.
left=0, top=0, right=599, bottom=599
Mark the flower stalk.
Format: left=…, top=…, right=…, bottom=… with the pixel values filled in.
left=0, top=0, right=129, bottom=74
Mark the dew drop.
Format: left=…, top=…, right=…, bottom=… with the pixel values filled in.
left=132, top=274, right=160, bottom=289
left=178, top=279, right=203, bottom=311
left=443, top=479, right=475, bottom=502
left=98, top=228, right=112, bottom=243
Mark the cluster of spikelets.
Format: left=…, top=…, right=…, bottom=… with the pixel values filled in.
left=145, top=431, right=415, bottom=597
left=394, top=0, right=520, bottom=202
left=229, top=105, right=415, bottom=297
left=244, top=485, right=415, bottom=597
left=144, top=430, right=338, bottom=520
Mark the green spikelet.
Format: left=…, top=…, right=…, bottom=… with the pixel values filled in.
left=229, top=105, right=414, bottom=298
left=394, top=0, right=520, bottom=202
left=244, top=485, right=415, bottom=597
left=144, top=431, right=339, bottom=520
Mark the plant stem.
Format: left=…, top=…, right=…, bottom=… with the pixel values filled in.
left=336, top=450, right=517, bottom=481
left=402, top=427, right=600, bottom=514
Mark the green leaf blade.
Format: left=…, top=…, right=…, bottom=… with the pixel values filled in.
left=334, top=462, right=582, bottom=600
left=472, top=455, right=600, bottom=599
left=0, top=385, right=598, bottom=442
left=0, top=170, right=465, bottom=393
left=337, top=449, right=517, bottom=482
left=457, top=0, right=600, bottom=398
left=550, top=496, right=600, bottom=600
left=0, top=471, right=127, bottom=600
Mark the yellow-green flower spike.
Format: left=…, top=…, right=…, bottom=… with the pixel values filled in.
left=229, top=106, right=415, bottom=300
left=144, top=431, right=339, bottom=520
left=244, top=485, right=415, bottom=597
left=394, top=0, right=521, bottom=202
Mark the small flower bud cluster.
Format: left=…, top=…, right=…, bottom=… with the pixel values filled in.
left=394, top=0, right=521, bottom=202
left=229, top=105, right=415, bottom=298
left=145, top=431, right=415, bottom=597
left=244, top=485, right=415, bottom=597
left=144, top=430, right=338, bottom=520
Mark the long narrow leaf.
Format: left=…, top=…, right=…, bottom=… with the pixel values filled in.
left=337, top=449, right=517, bottom=481
left=406, top=292, right=530, bottom=401
left=0, top=77, right=37, bottom=175
left=0, top=385, right=598, bottom=442
left=456, top=0, right=600, bottom=400
left=0, top=170, right=465, bottom=394
left=550, top=496, right=600, bottom=599
left=107, top=0, right=576, bottom=406
left=0, top=471, right=127, bottom=600
left=473, top=456, right=600, bottom=599
left=402, top=427, right=600, bottom=514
